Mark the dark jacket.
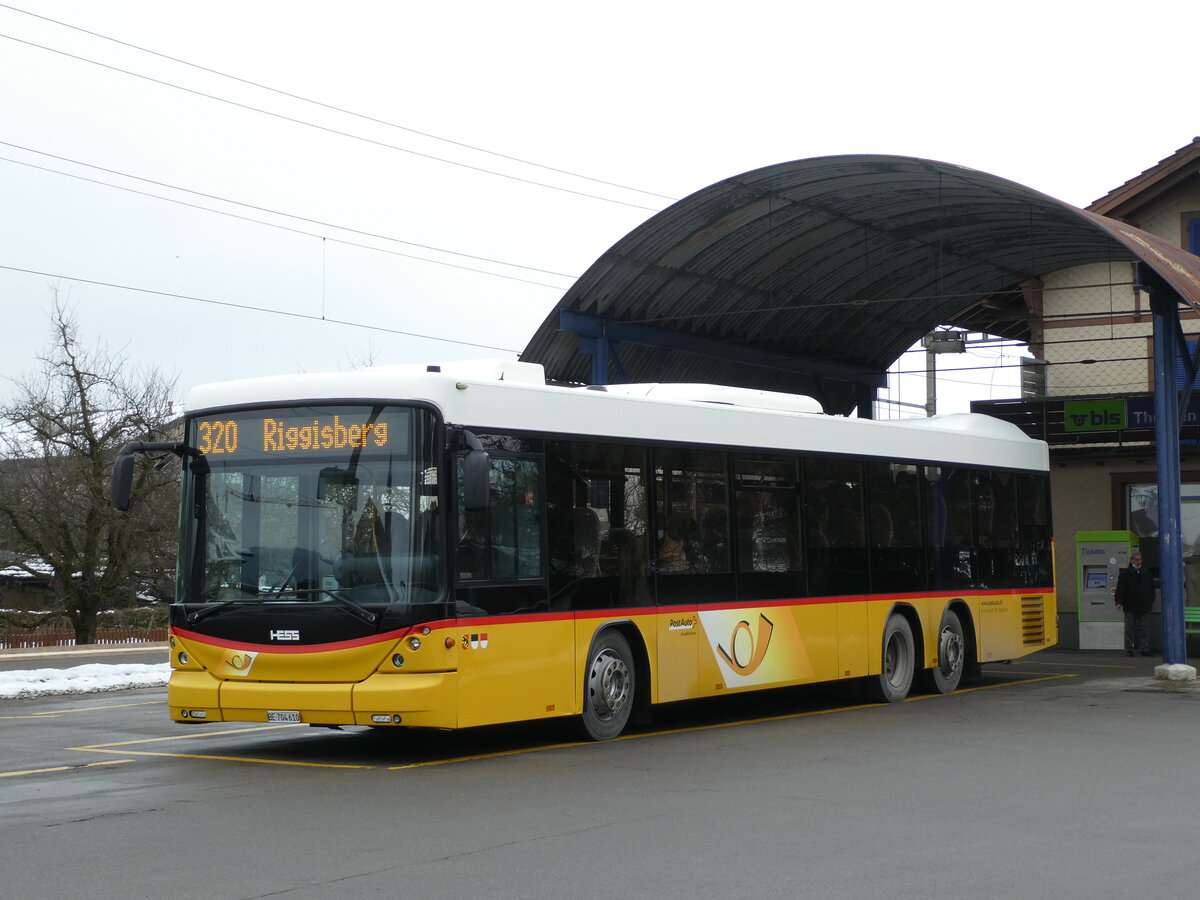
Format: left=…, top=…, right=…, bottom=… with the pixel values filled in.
left=1115, top=564, right=1156, bottom=614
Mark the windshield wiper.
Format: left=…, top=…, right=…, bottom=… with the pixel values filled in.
left=264, top=587, right=381, bottom=626
left=186, top=587, right=382, bottom=627
left=187, top=593, right=265, bottom=625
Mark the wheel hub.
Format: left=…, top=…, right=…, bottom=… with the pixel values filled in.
left=939, top=626, right=963, bottom=675
left=588, top=649, right=630, bottom=719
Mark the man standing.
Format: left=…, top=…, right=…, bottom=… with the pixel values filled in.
left=1114, top=551, right=1156, bottom=657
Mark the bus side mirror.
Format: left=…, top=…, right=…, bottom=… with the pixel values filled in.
left=111, top=445, right=138, bottom=512
left=463, top=449, right=490, bottom=512
left=111, top=441, right=188, bottom=511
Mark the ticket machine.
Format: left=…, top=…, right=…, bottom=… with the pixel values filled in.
left=1076, top=530, right=1135, bottom=649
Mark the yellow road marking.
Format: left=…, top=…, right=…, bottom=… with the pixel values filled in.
left=1014, top=660, right=1138, bottom=670
left=905, top=673, right=1078, bottom=695
left=70, top=747, right=375, bottom=769
left=72, top=723, right=299, bottom=749
left=0, top=700, right=164, bottom=720
left=68, top=723, right=375, bottom=769
left=388, top=673, right=1078, bottom=769
left=0, top=759, right=135, bottom=778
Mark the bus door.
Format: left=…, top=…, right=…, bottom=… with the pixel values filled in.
left=453, top=452, right=573, bottom=728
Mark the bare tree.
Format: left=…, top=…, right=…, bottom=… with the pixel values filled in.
left=0, top=299, right=178, bottom=644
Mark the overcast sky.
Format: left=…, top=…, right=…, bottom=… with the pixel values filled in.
left=1, top=1, right=1195, bottom=415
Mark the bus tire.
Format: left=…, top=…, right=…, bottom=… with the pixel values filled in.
left=917, top=609, right=965, bottom=694
left=580, top=630, right=635, bottom=741
left=864, top=613, right=915, bottom=703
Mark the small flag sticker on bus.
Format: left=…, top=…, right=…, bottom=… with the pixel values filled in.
left=462, top=633, right=489, bottom=649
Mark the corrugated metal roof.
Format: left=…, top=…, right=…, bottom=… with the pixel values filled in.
left=521, top=155, right=1200, bottom=414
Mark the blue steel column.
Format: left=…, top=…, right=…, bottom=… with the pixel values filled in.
left=590, top=335, right=610, bottom=385
left=1150, top=285, right=1186, bottom=665
left=856, top=383, right=876, bottom=418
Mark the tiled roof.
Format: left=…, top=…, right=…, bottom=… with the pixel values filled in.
left=1088, top=137, right=1200, bottom=217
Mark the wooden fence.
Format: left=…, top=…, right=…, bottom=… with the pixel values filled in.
left=0, top=626, right=167, bottom=650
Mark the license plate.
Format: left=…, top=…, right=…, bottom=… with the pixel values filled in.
left=267, top=710, right=302, bottom=723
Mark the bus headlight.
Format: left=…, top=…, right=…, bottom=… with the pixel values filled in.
left=177, top=652, right=189, bottom=666
left=407, top=637, right=422, bottom=651
left=392, top=654, right=405, bottom=668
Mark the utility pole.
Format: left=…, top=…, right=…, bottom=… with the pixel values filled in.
left=921, top=331, right=967, bottom=416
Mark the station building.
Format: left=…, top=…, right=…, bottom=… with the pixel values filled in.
left=523, top=143, right=1200, bottom=653
left=975, top=138, right=1200, bottom=648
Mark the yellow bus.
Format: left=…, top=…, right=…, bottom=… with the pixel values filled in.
left=113, top=359, right=1055, bottom=740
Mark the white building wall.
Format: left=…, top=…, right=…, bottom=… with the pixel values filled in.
left=1040, top=261, right=1152, bottom=396
left=1128, top=182, right=1200, bottom=244
left=1037, top=176, right=1200, bottom=647
left=1052, top=458, right=1157, bottom=618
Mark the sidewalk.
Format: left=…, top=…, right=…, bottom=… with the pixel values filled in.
left=0, top=642, right=168, bottom=662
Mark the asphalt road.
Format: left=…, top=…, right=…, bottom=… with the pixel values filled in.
left=2, top=649, right=1198, bottom=900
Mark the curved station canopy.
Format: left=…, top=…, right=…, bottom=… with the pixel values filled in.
left=522, top=155, right=1200, bottom=415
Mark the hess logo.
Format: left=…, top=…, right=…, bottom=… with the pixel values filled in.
left=716, top=614, right=774, bottom=676
left=270, top=629, right=300, bottom=641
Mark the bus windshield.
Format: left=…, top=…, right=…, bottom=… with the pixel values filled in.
left=179, top=405, right=442, bottom=612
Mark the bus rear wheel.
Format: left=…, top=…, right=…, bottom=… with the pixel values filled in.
left=917, top=609, right=965, bottom=694
left=580, top=630, right=634, bottom=741
left=864, top=613, right=914, bottom=703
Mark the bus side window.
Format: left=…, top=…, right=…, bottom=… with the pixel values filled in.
left=455, top=455, right=546, bottom=614
left=804, top=457, right=868, bottom=596
left=863, top=461, right=926, bottom=593
left=734, top=456, right=805, bottom=601
left=926, top=466, right=975, bottom=590
left=1017, top=472, right=1052, bottom=587
left=654, top=448, right=730, bottom=575
left=545, top=440, right=651, bottom=610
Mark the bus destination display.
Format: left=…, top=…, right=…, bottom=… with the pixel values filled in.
left=192, top=407, right=408, bottom=458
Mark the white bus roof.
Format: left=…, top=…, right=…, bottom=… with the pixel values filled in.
left=185, top=358, right=1048, bottom=472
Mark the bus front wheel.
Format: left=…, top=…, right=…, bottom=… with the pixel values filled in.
left=917, top=609, right=965, bottom=694
left=580, top=630, right=634, bottom=740
left=864, top=613, right=915, bottom=703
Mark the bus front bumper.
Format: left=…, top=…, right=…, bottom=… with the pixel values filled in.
left=168, top=670, right=459, bottom=729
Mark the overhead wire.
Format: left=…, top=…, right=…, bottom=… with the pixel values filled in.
left=0, top=9, right=1184, bottom=381
left=0, top=30, right=666, bottom=213
left=0, top=2, right=678, bottom=204
left=0, top=263, right=525, bottom=355
left=0, top=145, right=576, bottom=289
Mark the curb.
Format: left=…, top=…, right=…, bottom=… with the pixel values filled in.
left=0, top=642, right=168, bottom=662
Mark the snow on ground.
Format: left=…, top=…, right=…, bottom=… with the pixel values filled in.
left=0, top=663, right=170, bottom=699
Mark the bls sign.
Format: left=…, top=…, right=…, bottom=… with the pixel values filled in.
left=1064, top=400, right=1126, bottom=432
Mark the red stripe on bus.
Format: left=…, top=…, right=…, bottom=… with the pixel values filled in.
left=170, top=626, right=414, bottom=654
left=173, top=585, right=1052, bottom=648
